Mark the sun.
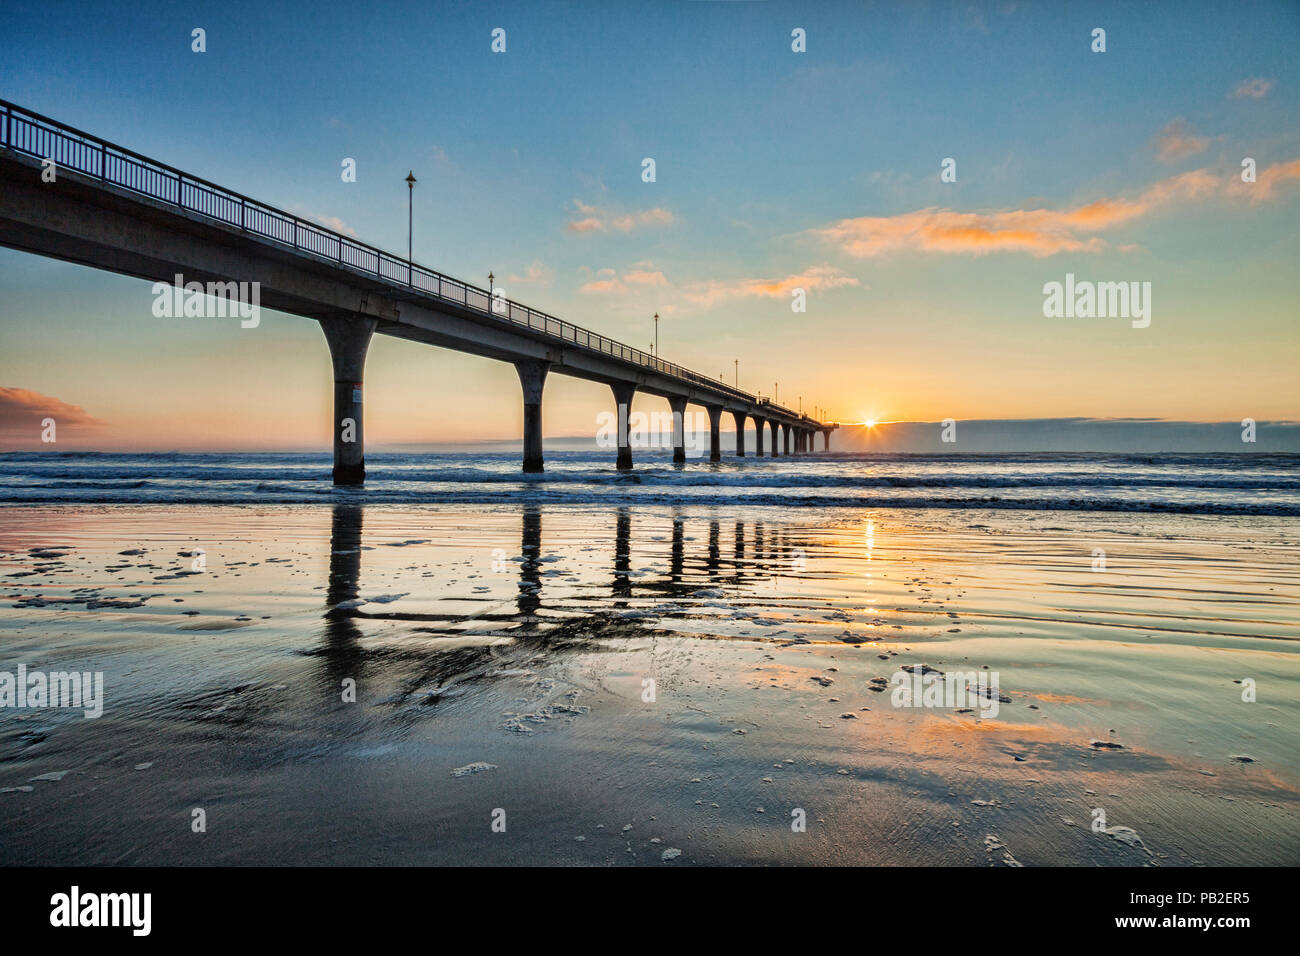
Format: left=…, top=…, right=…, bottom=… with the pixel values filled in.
left=864, top=419, right=877, bottom=428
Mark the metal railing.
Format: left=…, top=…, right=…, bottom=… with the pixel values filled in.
left=0, top=98, right=819, bottom=423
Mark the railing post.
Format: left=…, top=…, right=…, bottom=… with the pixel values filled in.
left=176, top=172, right=184, bottom=206
left=99, top=140, right=107, bottom=180
left=239, top=198, right=245, bottom=230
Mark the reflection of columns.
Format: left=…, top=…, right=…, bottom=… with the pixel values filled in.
left=706, top=406, right=722, bottom=462
left=753, top=417, right=765, bottom=456
left=731, top=410, right=747, bottom=457
left=610, top=382, right=636, bottom=470
left=326, top=503, right=363, bottom=611
left=613, top=507, right=632, bottom=598
left=670, top=514, right=685, bottom=583
left=515, top=360, right=548, bottom=473
left=518, top=504, right=542, bottom=619
left=322, top=502, right=365, bottom=679
left=707, top=520, right=720, bottom=577
left=320, top=317, right=377, bottom=485
left=668, top=396, right=688, bottom=464
left=770, top=420, right=781, bottom=457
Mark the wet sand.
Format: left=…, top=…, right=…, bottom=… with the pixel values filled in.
left=1, top=503, right=1297, bottom=865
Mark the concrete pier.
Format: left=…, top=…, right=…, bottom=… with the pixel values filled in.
left=668, top=396, right=688, bottom=464
left=0, top=102, right=841, bottom=483
left=320, top=316, right=376, bottom=486
left=611, top=382, right=636, bottom=470
left=707, top=406, right=723, bottom=462
left=515, top=360, right=548, bottom=473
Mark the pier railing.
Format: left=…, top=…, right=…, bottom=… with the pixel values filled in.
left=0, top=99, right=817, bottom=423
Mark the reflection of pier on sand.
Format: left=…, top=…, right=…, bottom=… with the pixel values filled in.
left=317, top=502, right=810, bottom=701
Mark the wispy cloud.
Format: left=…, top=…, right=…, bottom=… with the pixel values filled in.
left=291, top=208, right=357, bottom=237
left=579, top=266, right=669, bottom=294
left=504, top=260, right=554, bottom=287
left=1154, top=119, right=1209, bottom=162
left=1232, top=157, right=1300, bottom=203
left=566, top=200, right=675, bottom=233
left=0, top=387, right=106, bottom=437
left=578, top=263, right=860, bottom=308
left=680, top=266, right=860, bottom=306
left=810, top=162, right=1300, bottom=258
left=1233, top=77, right=1275, bottom=99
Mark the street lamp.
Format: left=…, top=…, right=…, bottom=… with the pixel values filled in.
left=405, top=170, right=417, bottom=285
left=734, top=359, right=738, bottom=387
left=653, top=312, right=659, bottom=358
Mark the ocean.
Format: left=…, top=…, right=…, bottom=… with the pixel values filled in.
left=2, top=450, right=1299, bottom=514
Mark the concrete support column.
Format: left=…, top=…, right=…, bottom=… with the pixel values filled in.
left=753, top=417, right=765, bottom=456
left=320, top=316, right=377, bottom=486
left=770, top=420, right=781, bottom=457
left=706, top=406, right=723, bottom=462
left=611, top=382, right=636, bottom=470
left=824, top=429, right=832, bottom=452
left=668, top=396, right=688, bottom=464
left=732, top=410, right=747, bottom=457
left=515, top=360, right=548, bottom=473
left=784, top=424, right=792, bottom=455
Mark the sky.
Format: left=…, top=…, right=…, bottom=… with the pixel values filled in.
left=0, top=0, right=1297, bottom=451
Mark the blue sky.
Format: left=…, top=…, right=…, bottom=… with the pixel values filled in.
left=1, top=0, right=1297, bottom=448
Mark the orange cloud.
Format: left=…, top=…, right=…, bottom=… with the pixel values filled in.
left=566, top=200, right=675, bottom=233
left=504, top=260, right=554, bottom=286
left=578, top=266, right=669, bottom=294
left=1231, top=157, right=1300, bottom=203
left=681, top=265, right=860, bottom=306
left=0, top=387, right=107, bottom=439
left=810, top=164, right=1289, bottom=259
left=1154, top=119, right=1209, bottom=162
left=578, top=264, right=859, bottom=307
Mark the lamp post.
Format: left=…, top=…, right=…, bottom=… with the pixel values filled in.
left=653, top=312, right=659, bottom=358
left=734, top=359, right=738, bottom=387
left=775, top=383, right=779, bottom=405
left=405, top=170, right=417, bottom=285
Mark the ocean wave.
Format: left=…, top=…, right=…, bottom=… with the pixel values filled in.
left=3, top=486, right=1299, bottom=515
left=3, top=466, right=1298, bottom=491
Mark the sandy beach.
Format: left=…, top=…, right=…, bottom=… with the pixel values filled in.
left=1, top=499, right=1295, bottom=866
